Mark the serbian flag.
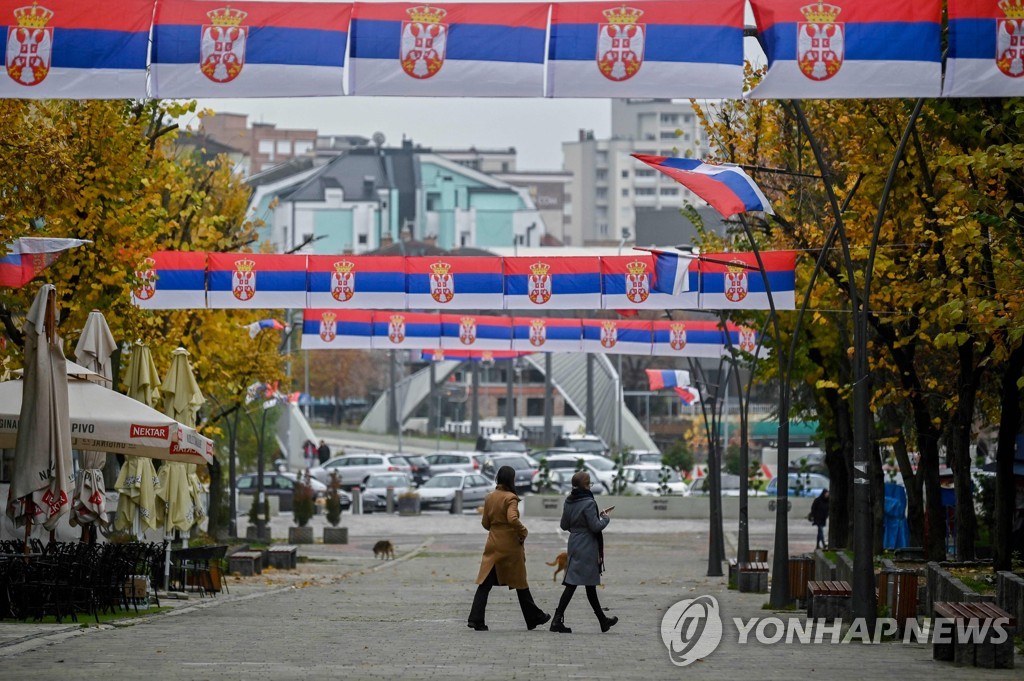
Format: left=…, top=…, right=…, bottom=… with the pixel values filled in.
left=644, top=248, right=700, bottom=298
left=246, top=318, right=284, bottom=339
left=406, top=256, right=503, bottom=310
left=512, top=316, right=581, bottom=353
left=370, top=311, right=440, bottom=350
left=724, top=324, right=763, bottom=356
left=440, top=314, right=512, bottom=352
left=651, top=319, right=728, bottom=358
left=546, top=0, right=744, bottom=98
left=0, top=0, right=151, bottom=99
left=151, top=0, right=350, bottom=98
left=307, top=255, right=406, bottom=309
left=349, top=2, right=547, bottom=97
left=944, top=0, right=1024, bottom=97
left=301, top=309, right=373, bottom=350
left=131, top=251, right=208, bottom=310
left=600, top=254, right=699, bottom=311
left=698, top=251, right=796, bottom=311
left=422, top=348, right=523, bottom=362
left=582, top=319, right=652, bottom=356
left=503, top=256, right=602, bottom=309
left=632, top=154, right=773, bottom=218
left=646, top=369, right=692, bottom=391
left=0, top=237, right=88, bottom=288
left=207, top=253, right=307, bottom=309
left=748, top=0, right=942, bottom=99
left=674, top=386, right=701, bottom=405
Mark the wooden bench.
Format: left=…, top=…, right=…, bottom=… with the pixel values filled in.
left=807, top=580, right=851, bottom=620
left=932, top=601, right=1016, bottom=669
left=738, top=561, right=769, bottom=593
left=228, top=551, right=263, bottom=577
left=877, top=570, right=918, bottom=631
left=267, top=545, right=298, bottom=570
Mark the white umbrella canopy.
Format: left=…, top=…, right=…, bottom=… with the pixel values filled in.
left=4, top=284, right=74, bottom=533
left=157, top=348, right=206, bottom=533
left=71, top=309, right=117, bottom=531
left=115, top=342, right=162, bottom=535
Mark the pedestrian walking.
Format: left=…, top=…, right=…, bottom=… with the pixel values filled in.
left=811, top=489, right=830, bottom=549
left=467, top=465, right=550, bottom=631
left=317, top=439, right=331, bottom=465
left=550, top=470, right=618, bottom=634
left=302, top=439, right=317, bottom=469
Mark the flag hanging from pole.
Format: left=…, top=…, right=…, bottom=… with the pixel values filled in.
left=0, top=237, right=89, bottom=288
left=631, top=154, right=774, bottom=218
left=246, top=319, right=285, bottom=339
left=645, top=369, right=692, bottom=390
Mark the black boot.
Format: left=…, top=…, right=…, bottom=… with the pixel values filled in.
left=549, top=609, right=572, bottom=633
left=517, top=588, right=550, bottom=630
left=586, top=585, right=617, bottom=632
left=597, top=613, right=618, bottom=633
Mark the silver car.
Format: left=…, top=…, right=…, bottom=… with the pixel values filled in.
left=359, top=472, right=415, bottom=512
left=310, top=453, right=411, bottom=489
left=423, top=451, right=486, bottom=476
left=417, top=472, right=493, bottom=511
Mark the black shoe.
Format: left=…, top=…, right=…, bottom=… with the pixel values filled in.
left=527, top=612, right=551, bottom=630
left=467, top=622, right=488, bottom=631
left=599, top=616, right=618, bottom=633
left=550, top=620, right=572, bottom=633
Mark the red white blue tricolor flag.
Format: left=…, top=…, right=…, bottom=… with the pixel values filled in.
left=151, top=0, right=350, bottom=98
left=421, top=349, right=524, bottom=362
left=581, top=319, right=652, bottom=356
left=651, top=319, right=732, bottom=358
left=944, top=0, right=1024, bottom=97
left=406, top=256, right=504, bottom=310
left=631, top=154, right=774, bottom=219
left=546, top=0, right=744, bottom=98
left=503, top=256, right=602, bottom=310
left=748, top=0, right=943, bottom=99
left=511, top=316, right=582, bottom=353
left=370, top=311, right=440, bottom=350
left=349, top=1, right=547, bottom=96
left=601, top=254, right=698, bottom=310
left=674, top=386, right=701, bottom=405
left=0, top=237, right=87, bottom=288
left=440, top=314, right=512, bottom=351
left=645, top=369, right=692, bottom=390
left=246, top=318, right=285, bottom=339
left=207, top=253, right=307, bottom=309
left=699, top=251, right=797, bottom=311
left=307, top=255, right=406, bottom=309
left=131, top=251, right=207, bottom=310
left=0, top=0, right=151, bottom=98
left=302, top=309, right=373, bottom=350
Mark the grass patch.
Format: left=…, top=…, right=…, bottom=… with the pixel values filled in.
left=948, top=566, right=997, bottom=595
left=4, top=606, right=172, bottom=626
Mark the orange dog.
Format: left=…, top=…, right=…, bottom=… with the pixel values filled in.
left=545, top=551, right=568, bottom=582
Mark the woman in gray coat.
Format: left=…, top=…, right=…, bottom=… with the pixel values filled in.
left=550, top=470, right=618, bottom=633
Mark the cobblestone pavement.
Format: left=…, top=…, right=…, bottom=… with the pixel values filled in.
left=0, top=515, right=1017, bottom=680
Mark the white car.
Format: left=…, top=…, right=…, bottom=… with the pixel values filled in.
left=623, top=465, right=689, bottom=496
left=417, top=472, right=493, bottom=511
left=688, top=473, right=766, bottom=497
left=532, top=451, right=617, bottom=488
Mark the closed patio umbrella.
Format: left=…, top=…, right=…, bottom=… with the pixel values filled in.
left=114, top=342, right=163, bottom=537
left=157, top=347, right=206, bottom=532
left=4, top=284, right=74, bottom=541
left=71, top=309, right=117, bottom=539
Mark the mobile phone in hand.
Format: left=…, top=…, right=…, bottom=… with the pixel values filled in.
left=602, top=506, right=615, bottom=514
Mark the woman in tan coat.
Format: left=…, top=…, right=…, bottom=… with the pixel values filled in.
left=467, top=466, right=550, bottom=631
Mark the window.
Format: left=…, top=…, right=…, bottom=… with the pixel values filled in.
left=294, top=140, right=313, bottom=155
left=660, top=131, right=678, bottom=140
left=258, top=140, right=274, bottom=154
left=276, top=140, right=291, bottom=154
left=660, top=113, right=678, bottom=124
left=635, top=169, right=656, bottom=177
left=659, top=187, right=678, bottom=196
left=596, top=187, right=608, bottom=199
left=596, top=169, right=608, bottom=181
left=621, top=170, right=629, bottom=178
left=621, top=188, right=629, bottom=197
left=635, top=188, right=655, bottom=196
left=358, top=234, right=368, bottom=244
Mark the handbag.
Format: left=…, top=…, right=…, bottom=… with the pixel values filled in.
left=807, top=512, right=814, bottom=523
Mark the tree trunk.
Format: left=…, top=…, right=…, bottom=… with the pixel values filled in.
left=870, top=442, right=885, bottom=554
left=994, top=343, right=1024, bottom=571
left=892, top=435, right=925, bottom=548
left=822, top=394, right=853, bottom=550
left=207, top=457, right=223, bottom=540
left=951, top=344, right=979, bottom=561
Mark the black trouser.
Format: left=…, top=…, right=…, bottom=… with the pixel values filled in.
left=555, top=584, right=607, bottom=622
left=468, top=567, right=546, bottom=626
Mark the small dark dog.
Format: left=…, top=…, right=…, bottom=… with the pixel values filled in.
left=373, top=539, right=395, bottom=560
left=546, top=551, right=568, bottom=582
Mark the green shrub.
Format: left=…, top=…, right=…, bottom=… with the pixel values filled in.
left=293, top=472, right=316, bottom=527
left=325, top=471, right=343, bottom=527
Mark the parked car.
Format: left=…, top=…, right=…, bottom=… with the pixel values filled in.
left=424, top=451, right=485, bottom=476
left=532, top=450, right=617, bottom=488
left=620, top=450, right=664, bottom=466
left=235, top=473, right=340, bottom=512
left=554, top=433, right=609, bottom=457
left=358, top=472, right=415, bottom=513
left=688, top=473, right=766, bottom=497
left=399, top=455, right=432, bottom=486
left=531, top=468, right=609, bottom=494
left=309, top=453, right=411, bottom=488
left=622, top=465, right=689, bottom=496
left=475, top=432, right=529, bottom=454
left=479, top=454, right=537, bottom=492
left=765, top=473, right=830, bottom=497
left=417, top=472, right=493, bottom=511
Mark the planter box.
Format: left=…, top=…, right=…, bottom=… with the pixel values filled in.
left=522, top=494, right=815, bottom=520
left=288, top=526, right=314, bottom=544
left=323, top=526, right=349, bottom=544
left=397, top=496, right=421, bottom=516
left=245, top=525, right=271, bottom=542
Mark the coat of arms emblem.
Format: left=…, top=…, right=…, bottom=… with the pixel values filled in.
left=401, top=5, right=447, bottom=79
left=528, top=262, right=552, bottom=304
left=319, top=312, right=337, bottom=343
left=997, top=0, right=1024, bottom=78
left=134, top=257, right=158, bottom=301
left=528, top=319, right=546, bottom=347
left=201, top=7, right=248, bottom=83
left=388, top=314, right=406, bottom=344
left=669, top=322, right=687, bottom=351
left=6, top=2, right=54, bottom=86
left=625, top=260, right=650, bottom=304
left=429, top=261, right=454, bottom=304
left=232, top=258, right=256, bottom=301
left=331, top=260, right=355, bottom=302
left=724, top=262, right=748, bottom=303
left=597, top=6, right=644, bottom=82
left=739, top=327, right=757, bottom=353
left=797, top=1, right=843, bottom=81
left=459, top=317, right=477, bottom=345
left=599, top=321, right=618, bottom=349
